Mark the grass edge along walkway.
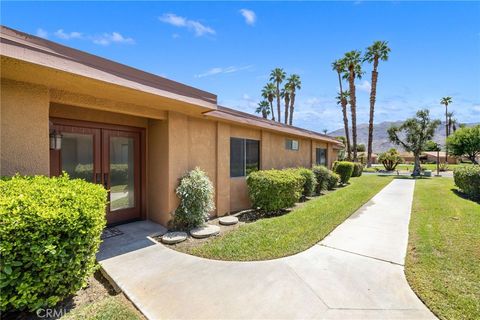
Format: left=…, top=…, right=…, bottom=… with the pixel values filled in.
left=406, top=178, right=480, bottom=320
left=184, top=175, right=394, bottom=261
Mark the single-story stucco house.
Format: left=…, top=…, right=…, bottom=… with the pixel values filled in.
left=0, top=26, right=342, bottom=226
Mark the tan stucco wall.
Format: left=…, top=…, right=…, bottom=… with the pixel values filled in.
left=50, top=103, right=149, bottom=128
left=0, top=79, right=50, bottom=176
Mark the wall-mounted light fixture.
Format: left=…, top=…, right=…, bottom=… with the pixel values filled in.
left=49, top=130, right=62, bottom=150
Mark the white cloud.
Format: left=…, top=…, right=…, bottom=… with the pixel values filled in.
left=54, top=29, right=83, bottom=40
left=357, top=80, right=372, bottom=93
left=36, top=28, right=48, bottom=39
left=159, top=13, right=215, bottom=36
left=240, top=9, right=256, bottom=26
left=48, top=29, right=134, bottom=46
left=92, top=32, right=135, bottom=46
left=195, top=65, right=253, bottom=78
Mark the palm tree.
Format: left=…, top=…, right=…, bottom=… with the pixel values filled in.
left=343, top=50, right=363, bottom=162
left=270, top=68, right=286, bottom=123
left=440, top=96, right=453, bottom=161
left=286, top=74, right=301, bottom=125
left=336, top=91, right=351, bottom=160
left=332, top=58, right=351, bottom=160
left=322, top=129, right=328, bottom=135
left=447, top=111, right=454, bottom=135
left=280, top=86, right=291, bottom=124
left=256, top=100, right=271, bottom=119
left=261, top=83, right=277, bottom=121
left=363, top=41, right=391, bottom=167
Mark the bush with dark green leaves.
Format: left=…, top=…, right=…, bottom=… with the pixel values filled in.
left=333, top=161, right=355, bottom=184
left=453, top=165, right=480, bottom=200
left=0, top=174, right=107, bottom=312
left=312, top=165, right=330, bottom=193
left=287, top=168, right=317, bottom=197
left=352, top=163, right=363, bottom=177
left=174, top=168, right=215, bottom=229
left=247, top=169, right=305, bottom=212
left=327, top=172, right=340, bottom=190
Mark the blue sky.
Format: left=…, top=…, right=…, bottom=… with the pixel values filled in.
left=2, top=1, right=479, bottom=131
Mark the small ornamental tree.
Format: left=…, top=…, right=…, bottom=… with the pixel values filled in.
left=378, top=148, right=404, bottom=171
left=447, top=125, right=480, bottom=164
left=388, top=109, right=441, bottom=176
left=174, top=168, right=215, bottom=229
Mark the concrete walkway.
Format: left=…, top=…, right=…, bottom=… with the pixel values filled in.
left=98, top=179, right=436, bottom=320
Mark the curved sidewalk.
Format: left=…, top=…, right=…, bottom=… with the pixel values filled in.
left=98, top=179, right=436, bottom=320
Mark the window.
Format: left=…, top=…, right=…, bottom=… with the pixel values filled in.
left=316, top=148, right=327, bottom=166
left=286, top=139, right=299, bottom=151
left=230, top=138, right=260, bottom=177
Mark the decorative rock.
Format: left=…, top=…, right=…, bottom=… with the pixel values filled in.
left=161, top=232, right=187, bottom=244
left=190, top=225, right=220, bottom=239
left=219, top=216, right=239, bottom=226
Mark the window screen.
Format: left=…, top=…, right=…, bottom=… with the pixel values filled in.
left=316, top=148, right=327, bottom=166
left=230, top=138, right=260, bottom=177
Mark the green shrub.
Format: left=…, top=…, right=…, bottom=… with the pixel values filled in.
left=334, top=161, right=355, bottom=184
left=288, top=168, right=317, bottom=197
left=327, top=172, right=340, bottom=190
left=453, top=166, right=480, bottom=200
left=247, top=169, right=304, bottom=212
left=378, top=148, right=404, bottom=171
left=174, top=168, right=215, bottom=229
left=352, top=163, right=363, bottom=177
left=312, top=165, right=330, bottom=193
left=0, top=174, right=107, bottom=312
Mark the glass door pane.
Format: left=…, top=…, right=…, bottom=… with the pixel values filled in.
left=109, top=136, right=135, bottom=211
left=61, top=132, right=94, bottom=181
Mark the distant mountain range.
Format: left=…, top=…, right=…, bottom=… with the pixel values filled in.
left=328, top=121, right=479, bottom=153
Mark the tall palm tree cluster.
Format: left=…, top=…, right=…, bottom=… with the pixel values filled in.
left=332, top=41, right=391, bottom=165
left=440, top=96, right=457, bottom=162
left=256, top=68, right=301, bottom=125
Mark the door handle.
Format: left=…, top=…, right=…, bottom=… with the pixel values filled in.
left=103, top=173, right=109, bottom=190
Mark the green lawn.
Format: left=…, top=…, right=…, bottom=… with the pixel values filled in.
left=62, top=296, right=143, bottom=320
left=184, top=175, right=393, bottom=261
left=406, top=178, right=480, bottom=320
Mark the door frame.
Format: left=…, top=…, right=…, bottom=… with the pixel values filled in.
left=49, top=117, right=147, bottom=224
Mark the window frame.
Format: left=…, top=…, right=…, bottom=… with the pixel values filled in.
left=285, top=138, right=299, bottom=151
left=315, top=147, right=328, bottom=166
left=230, top=137, right=260, bottom=178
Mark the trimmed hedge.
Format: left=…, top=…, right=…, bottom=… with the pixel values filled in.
left=312, top=166, right=330, bottom=193
left=453, top=166, right=480, bottom=200
left=334, top=161, right=355, bottom=184
left=327, top=172, right=340, bottom=190
left=289, top=168, right=317, bottom=197
left=174, top=168, right=215, bottom=229
left=247, top=169, right=305, bottom=212
left=0, top=174, right=107, bottom=312
left=352, top=163, right=363, bottom=177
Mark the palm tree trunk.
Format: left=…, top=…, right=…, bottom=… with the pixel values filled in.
left=284, top=95, right=290, bottom=124
left=337, top=71, right=351, bottom=160
left=276, top=83, right=281, bottom=123
left=341, top=99, right=351, bottom=160
left=445, top=104, right=448, bottom=162
left=269, top=101, right=275, bottom=121
left=367, top=60, right=379, bottom=168
left=349, top=69, right=358, bottom=162
left=262, top=110, right=267, bottom=119
left=289, top=92, right=295, bottom=126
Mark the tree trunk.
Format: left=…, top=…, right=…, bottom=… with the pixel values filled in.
left=412, top=153, right=422, bottom=177
left=269, top=101, right=275, bottom=121
left=337, top=72, right=351, bottom=160
left=262, top=109, right=267, bottom=119
left=284, top=94, right=290, bottom=124
left=445, top=104, right=448, bottom=162
left=276, top=83, right=281, bottom=123
left=367, top=59, right=379, bottom=168
left=349, top=68, right=358, bottom=162
left=289, top=92, right=295, bottom=126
